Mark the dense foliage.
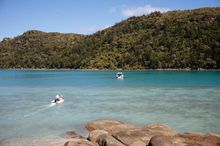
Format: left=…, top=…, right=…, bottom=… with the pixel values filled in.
left=0, top=7, right=220, bottom=69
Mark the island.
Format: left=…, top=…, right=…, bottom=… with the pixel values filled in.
left=0, top=7, right=220, bottom=70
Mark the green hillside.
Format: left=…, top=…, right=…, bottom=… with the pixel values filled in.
left=0, top=7, right=220, bottom=69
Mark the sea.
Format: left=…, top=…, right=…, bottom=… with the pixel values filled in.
left=0, top=70, right=220, bottom=145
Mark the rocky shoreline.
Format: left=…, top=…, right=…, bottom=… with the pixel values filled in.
left=61, top=119, right=220, bottom=146
left=1, top=119, right=220, bottom=146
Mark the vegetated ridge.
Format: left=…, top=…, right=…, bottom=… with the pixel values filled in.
left=0, top=7, right=220, bottom=69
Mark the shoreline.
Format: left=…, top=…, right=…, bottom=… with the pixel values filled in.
left=1, top=119, right=220, bottom=146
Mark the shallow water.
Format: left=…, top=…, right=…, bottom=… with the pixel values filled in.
left=0, top=70, right=220, bottom=140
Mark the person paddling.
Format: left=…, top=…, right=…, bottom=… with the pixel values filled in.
left=54, top=94, right=63, bottom=103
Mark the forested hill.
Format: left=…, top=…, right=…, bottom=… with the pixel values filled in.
left=0, top=7, right=220, bottom=69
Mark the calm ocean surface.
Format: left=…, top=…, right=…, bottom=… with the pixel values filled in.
left=0, top=70, right=220, bottom=140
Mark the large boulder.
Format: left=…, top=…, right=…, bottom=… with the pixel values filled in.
left=63, top=139, right=98, bottom=146
left=88, top=130, right=109, bottom=142
left=112, top=124, right=176, bottom=145
left=208, top=133, right=220, bottom=138
left=142, top=124, right=176, bottom=136
left=147, top=132, right=220, bottom=146
left=85, top=120, right=138, bottom=134
left=129, top=140, right=147, bottom=146
left=97, top=134, right=126, bottom=146
left=173, top=132, right=220, bottom=146
left=148, top=135, right=173, bottom=146
left=113, top=128, right=149, bottom=145
left=62, top=131, right=85, bottom=139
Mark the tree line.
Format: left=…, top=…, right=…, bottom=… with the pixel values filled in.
left=0, top=7, right=220, bottom=69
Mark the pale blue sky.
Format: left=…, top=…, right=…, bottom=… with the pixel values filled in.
left=0, top=0, right=219, bottom=40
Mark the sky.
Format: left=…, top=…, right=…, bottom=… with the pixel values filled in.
left=0, top=0, right=219, bottom=40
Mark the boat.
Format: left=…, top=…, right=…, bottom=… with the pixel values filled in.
left=116, top=72, right=124, bottom=79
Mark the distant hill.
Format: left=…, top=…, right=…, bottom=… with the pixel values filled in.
left=0, top=7, right=220, bottom=69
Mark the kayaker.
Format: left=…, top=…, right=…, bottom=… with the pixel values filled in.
left=54, top=94, right=64, bottom=103
left=55, top=94, right=60, bottom=102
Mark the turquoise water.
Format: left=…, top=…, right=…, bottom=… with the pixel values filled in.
left=0, top=70, right=220, bottom=140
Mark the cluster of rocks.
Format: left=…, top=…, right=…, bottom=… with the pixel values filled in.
left=62, top=119, right=220, bottom=146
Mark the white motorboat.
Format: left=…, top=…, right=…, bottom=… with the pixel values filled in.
left=116, top=72, right=124, bottom=79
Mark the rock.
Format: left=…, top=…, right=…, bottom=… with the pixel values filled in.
left=148, top=132, right=220, bottom=146
left=84, top=119, right=220, bottom=146
left=174, top=132, right=220, bottom=146
left=63, top=139, right=98, bottom=146
left=88, top=130, right=109, bottom=142
left=129, top=140, right=146, bottom=146
left=207, top=132, right=220, bottom=138
left=148, top=135, right=173, bottom=146
left=113, top=124, right=176, bottom=145
left=85, top=120, right=139, bottom=134
left=142, top=124, right=176, bottom=136
left=62, top=131, right=85, bottom=139
left=97, top=134, right=125, bottom=146
left=113, top=128, right=150, bottom=145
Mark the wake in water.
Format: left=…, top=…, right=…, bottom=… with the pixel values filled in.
left=24, top=95, right=64, bottom=118
left=23, top=104, right=53, bottom=118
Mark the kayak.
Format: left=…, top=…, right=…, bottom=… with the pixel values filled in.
left=51, top=98, right=64, bottom=104
left=49, top=98, right=64, bottom=107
